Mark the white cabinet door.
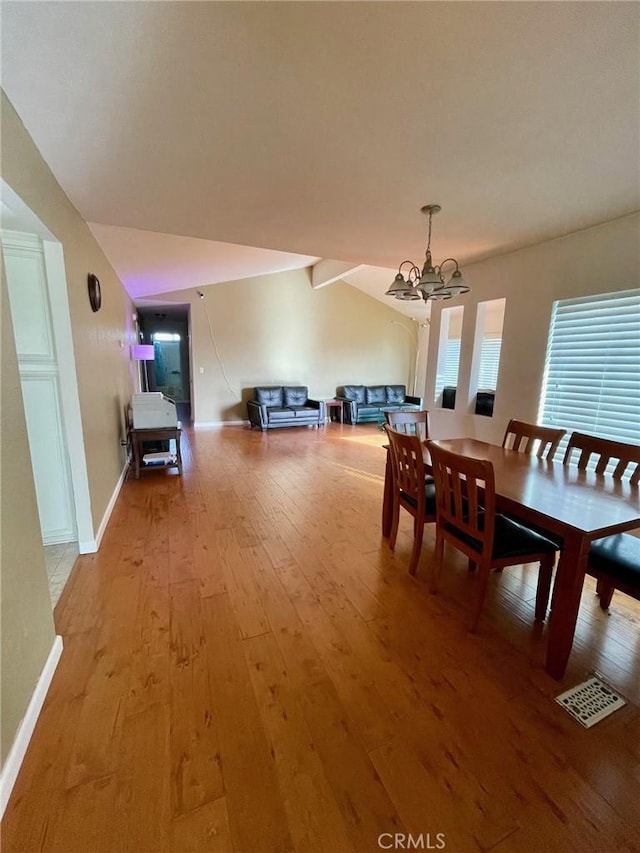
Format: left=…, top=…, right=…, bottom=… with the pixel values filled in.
left=3, top=234, right=77, bottom=544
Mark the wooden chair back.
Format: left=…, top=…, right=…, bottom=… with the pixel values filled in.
left=428, top=442, right=496, bottom=564
left=563, top=432, right=640, bottom=485
left=385, top=426, right=426, bottom=512
left=502, top=419, right=565, bottom=460
left=384, top=426, right=435, bottom=575
left=384, top=409, right=430, bottom=441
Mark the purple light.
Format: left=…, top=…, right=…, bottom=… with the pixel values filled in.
left=132, top=344, right=155, bottom=361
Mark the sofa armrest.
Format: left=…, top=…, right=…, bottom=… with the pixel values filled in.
left=336, top=396, right=357, bottom=424
left=247, top=400, right=267, bottom=429
left=306, top=399, right=326, bottom=421
left=404, top=395, right=423, bottom=407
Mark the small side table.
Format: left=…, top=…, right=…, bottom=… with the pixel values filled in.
left=129, top=425, right=182, bottom=479
left=325, top=399, right=344, bottom=423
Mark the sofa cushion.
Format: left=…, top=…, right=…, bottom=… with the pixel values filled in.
left=366, top=385, right=387, bottom=404
left=386, top=385, right=406, bottom=404
left=283, top=386, right=308, bottom=406
left=287, top=405, right=315, bottom=417
left=255, top=386, right=284, bottom=406
left=266, top=407, right=293, bottom=420
left=342, top=385, right=365, bottom=403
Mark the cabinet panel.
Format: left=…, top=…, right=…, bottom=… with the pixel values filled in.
left=20, top=374, right=76, bottom=543
left=3, top=246, right=55, bottom=363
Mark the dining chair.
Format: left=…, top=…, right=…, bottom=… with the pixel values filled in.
left=563, top=431, right=640, bottom=484
left=384, top=409, right=430, bottom=440
left=562, top=432, right=640, bottom=609
left=502, top=419, right=566, bottom=460
left=428, top=442, right=559, bottom=631
left=384, top=426, right=436, bottom=576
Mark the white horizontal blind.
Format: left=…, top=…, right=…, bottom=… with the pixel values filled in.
left=477, top=336, right=502, bottom=390
left=539, top=289, right=640, bottom=455
left=435, top=339, right=461, bottom=397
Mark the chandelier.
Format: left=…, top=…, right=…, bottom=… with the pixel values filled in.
left=385, top=204, right=470, bottom=302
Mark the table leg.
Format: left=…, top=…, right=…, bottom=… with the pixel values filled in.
left=545, top=531, right=590, bottom=680
left=175, top=431, right=183, bottom=475
left=134, top=435, right=141, bottom=479
left=381, top=448, right=393, bottom=537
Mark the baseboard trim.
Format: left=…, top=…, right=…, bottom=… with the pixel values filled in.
left=0, top=634, right=63, bottom=818
left=194, top=420, right=248, bottom=428
left=79, top=460, right=128, bottom=554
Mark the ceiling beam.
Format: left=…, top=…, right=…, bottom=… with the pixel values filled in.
left=311, top=259, right=363, bottom=289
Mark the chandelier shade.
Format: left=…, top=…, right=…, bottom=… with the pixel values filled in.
left=386, top=205, right=470, bottom=303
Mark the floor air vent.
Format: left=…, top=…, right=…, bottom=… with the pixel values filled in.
left=555, top=677, right=626, bottom=728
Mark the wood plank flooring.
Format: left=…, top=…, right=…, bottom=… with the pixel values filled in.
left=3, top=424, right=640, bottom=853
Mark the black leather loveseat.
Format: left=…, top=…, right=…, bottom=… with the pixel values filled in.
left=247, top=386, right=325, bottom=430
left=336, top=384, right=422, bottom=425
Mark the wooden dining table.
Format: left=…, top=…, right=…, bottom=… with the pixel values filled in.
left=381, top=437, right=640, bottom=680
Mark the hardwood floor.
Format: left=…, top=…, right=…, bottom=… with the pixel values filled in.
left=3, top=424, right=639, bottom=853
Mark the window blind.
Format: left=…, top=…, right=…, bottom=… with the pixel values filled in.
left=435, top=339, right=461, bottom=397
left=477, top=336, right=502, bottom=390
left=539, top=288, right=640, bottom=451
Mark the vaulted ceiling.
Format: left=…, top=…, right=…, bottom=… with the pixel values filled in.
left=2, top=2, right=638, bottom=314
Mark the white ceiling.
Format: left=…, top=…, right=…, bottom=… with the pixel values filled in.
left=1, top=2, right=638, bottom=313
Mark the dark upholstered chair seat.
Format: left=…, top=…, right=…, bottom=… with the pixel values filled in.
left=444, top=515, right=558, bottom=561
left=399, top=482, right=436, bottom=513
left=589, top=534, right=640, bottom=589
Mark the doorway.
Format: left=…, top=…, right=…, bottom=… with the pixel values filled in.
left=137, top=305, right=192, bottom=424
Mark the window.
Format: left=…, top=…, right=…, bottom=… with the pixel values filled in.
left=539, top=288, right=640, bottom=452
left=470, top=298, right=505, bottom=417
left=152, top=332, right=181, bottom=342
left=434, top=305, right=464, bottom=403
left=474, top=298, right=505, bottom=391
left=477, top=336, right=502, bottom=389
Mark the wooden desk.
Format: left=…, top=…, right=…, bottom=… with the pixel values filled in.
left=129, top=425, right=182, bottom=479
left=428, top=438, right=640, bottom=680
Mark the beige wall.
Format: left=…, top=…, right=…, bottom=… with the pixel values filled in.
left=423, top=213, right=640, bottom=442
left=150, top=270, right=416, bottom=423
left=0, top=266, right=56, bottom=764
left=0, top=91, right=134, bottom=767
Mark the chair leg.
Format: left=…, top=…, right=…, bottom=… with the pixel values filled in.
left=470, top=562, right=492, bottom=633
left=430, top=533, right=444, bottom=593
left=408, top=518, right=424, bottom=576
left=534, top=555, right=555, bottom=622
left=389, top=496, right=400, bottom=550
left=598, top=582, right=615, bottom=610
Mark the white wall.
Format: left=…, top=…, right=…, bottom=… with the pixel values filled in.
left=421, top=213, right=640, bottom=442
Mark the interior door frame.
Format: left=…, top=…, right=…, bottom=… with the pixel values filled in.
left=1, top=181, right=95, bottom=552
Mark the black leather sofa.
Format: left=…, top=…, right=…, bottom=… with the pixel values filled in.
left=336, top=384, right=422, bottom=424
left=247, top=386, right=325, bottom=430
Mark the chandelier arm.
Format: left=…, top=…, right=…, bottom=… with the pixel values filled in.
left=398, top=260, right=417, bottom=275
left=433, top=258, right=460, bottom=276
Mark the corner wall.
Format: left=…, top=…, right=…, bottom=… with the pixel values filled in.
left=1, top=91, right=135, bottom=533
left=423, top=214, right=640, bottom=442
left=0, top=92, right=134, bottom=773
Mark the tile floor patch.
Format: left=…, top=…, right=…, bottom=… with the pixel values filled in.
left=555, top=677, right=626, bottom=728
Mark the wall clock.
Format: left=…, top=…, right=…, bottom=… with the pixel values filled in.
left=88, top=273, right=102, bottom=312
